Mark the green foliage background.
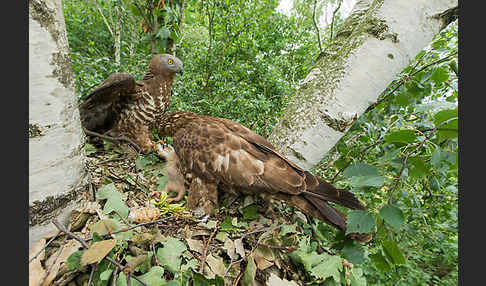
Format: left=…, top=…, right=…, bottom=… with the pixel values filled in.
left=63, top=0, right=458, bottom=285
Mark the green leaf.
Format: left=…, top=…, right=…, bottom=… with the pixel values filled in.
left=408, top=156, right=429, bottom=178
left=434, top=109, right=458, bottom=140
left=136, top=266, right=166, bottom=286
left=369, top=253, right=391, bottom=273
left=430, top=66, right=450, bottom=84
left=343, top=163, right=385, bottom=188
left=117, top=266, right=166, bottom=286
left=100, top=269, right=113, bottom=281
left=379, top=205, right=405, bottom=231
left=156, top=237, right=187, bottom=274
left=349, top=176, right=385, bottom=188
left=348, top=267, right=367, bottom=286
left=342, top=243, right=366, bottom=265
left=346, top=210, right=376, bottom=235
left=241, top=255, right=257, bottom=286
left=310, top=255, right=342, bottom=283
left=384, top=130, right=417, bottom=144
left=135, top=154, right=159, bottom=171
left=395, top=92, right=410, bottom=107
left=156, top=27, right=171, bottom=39
left=382, top=240, right=406, bottom=265
left=85, top=143, right=97, bottom=155
left=66, top=250, right=83, bottom=270
left=220, top=216, right=240, bottom=232
left=96, top=183, right=130, bottom=218
left=429, top=177, right=440, bottom=191
left=240, top=204, right=259, bottom=220
left=192, top=272, right=224, bottom=286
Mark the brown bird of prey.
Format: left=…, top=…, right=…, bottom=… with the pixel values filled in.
left=78, top=54, right=183, bottom=154
left=157, top=111, right=371, bottom=242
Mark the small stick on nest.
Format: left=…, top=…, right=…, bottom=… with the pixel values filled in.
left=83, top=128, right=141, bottom=153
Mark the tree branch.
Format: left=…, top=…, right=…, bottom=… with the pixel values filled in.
left=366, top=52, right=458, bottom=113
left=95, top=0, right=114, bottom=37
left=388, top=117, right=458, bottom=202
left=329, top=0, right=342, bottom=42
left=312, top=0, right=322, bottom=52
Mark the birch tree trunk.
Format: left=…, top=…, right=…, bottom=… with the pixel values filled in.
left=29, top=0, right=88, bottom=250
left=268, top=0, right=458, bottom=170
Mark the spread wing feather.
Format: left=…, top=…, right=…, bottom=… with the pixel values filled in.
left=79, top=73, right=139, bottom=133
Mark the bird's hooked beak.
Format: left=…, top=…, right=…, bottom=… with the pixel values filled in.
left=178, top=68, right=183, bottom=76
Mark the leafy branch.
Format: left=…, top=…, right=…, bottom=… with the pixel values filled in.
left=365, top=52, right=458, bottom=113
left=388, top=116, right=458, bottom=203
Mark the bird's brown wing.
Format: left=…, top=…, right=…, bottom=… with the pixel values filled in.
left=79, top=73, right=140, bottom=133
left=172, top=117, right=307, bottom=195
left=205, top=115, right=306, bottom=173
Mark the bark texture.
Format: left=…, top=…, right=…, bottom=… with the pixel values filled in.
left=29, top=0, right=88, bottom=250
left=268, top=0, right=458, bottom=169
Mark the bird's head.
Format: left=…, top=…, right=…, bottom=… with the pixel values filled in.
left=149, top=54, right=183, bottom=78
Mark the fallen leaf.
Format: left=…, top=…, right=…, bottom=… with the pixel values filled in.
left=156, top=237, right=187, bottom=273
left=29, top=239, right=46, bottom=286
left=186, top=238, right=204, bottom=254
left=223, top=239, right=238, bottom=260
left=81, top=239, right=116, bottom=266
left=214, top=232, right=229, bottom=242
left=191, top=229, right=211, bottom=237
left=234, top=238, right=245, bottom=259
left=205, top=254, right=226, bottom=277
left=241, top=255, right=257, bottom=286
left=267, top=273, right=299, bottom=286
left=254, top=256, right=274, bottom=270
left=90, top=218, right=133, bottom=241
left=42, top=240, right=82, bottom=286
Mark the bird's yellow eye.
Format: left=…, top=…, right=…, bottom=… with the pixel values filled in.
left=168, top=59, right=173, bottom=65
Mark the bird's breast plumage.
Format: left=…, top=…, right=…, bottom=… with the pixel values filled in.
left=117, top=81, right=171, bottom=127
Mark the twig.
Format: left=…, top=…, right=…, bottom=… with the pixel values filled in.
left=224, top=258, right=244, bottom=277
left=83, top=128, right=141, bottom=153
left=112, top=267, right=118, bottom=286
left=39, top=243, right=64, bottom=286
left=51, top=219, right=149, bottom=286
left=331, top=139, right=384, bottom=183
left=329, top=0, right=343, bottom=42
left=28, top=231, right=60, bottom=263
left=312, top=0, right=322, bottom=52
left=232, top=271, right=243, bottom=286
left=95, top=0, right=114, bottom=37
left=199, top=229, right=216, bottom=271
left=256, top=242, right=297, bottom=252
left=85, top=218, right=173, bottom=242
left=365, top=52, right=458, bottom=113
left=99, top=156, right=129, bottom=165
left=87, top=264, right=97, bottom=286
left=241, top=224, right=283, bottom=240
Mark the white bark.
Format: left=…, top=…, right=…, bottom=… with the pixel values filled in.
left=29, top=0, right=88, bottom=250
left=268, top=0, right=458, bottom=170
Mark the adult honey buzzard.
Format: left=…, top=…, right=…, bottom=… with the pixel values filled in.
left=157, top=111, right=371, bottom=242
left=79, top=54, right=183, bottom=153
